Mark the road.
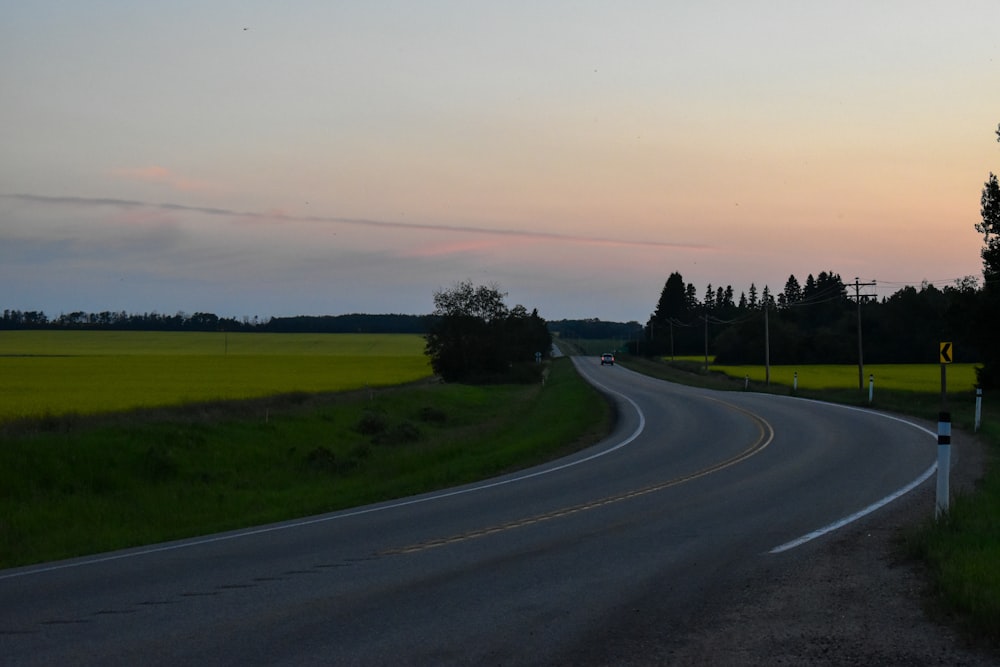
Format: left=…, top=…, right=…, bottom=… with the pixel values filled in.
left=0, top=357, right=938, bottom=665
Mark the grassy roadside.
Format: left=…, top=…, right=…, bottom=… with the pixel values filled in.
left=903, top=418, right=1000, bottom=644
left=0, top=357, right=611, bottom=569
left=619, top=354, right=1000, bottom=646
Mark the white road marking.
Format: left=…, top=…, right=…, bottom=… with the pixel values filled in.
left=769, top=402, right=939, bottom=554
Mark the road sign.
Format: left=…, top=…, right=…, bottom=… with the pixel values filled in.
left=939, top=342, right=953, bottom=364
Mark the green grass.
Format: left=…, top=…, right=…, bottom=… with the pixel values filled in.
left=904, top=457, right=1000, bottom=642
left=0, top=357, right=611, bottom=568
left=0, top=331, right=431, bottom=421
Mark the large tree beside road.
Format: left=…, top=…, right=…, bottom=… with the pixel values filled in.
left=424, top=281, right=551, bottom=383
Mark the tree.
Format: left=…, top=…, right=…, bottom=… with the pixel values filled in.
left=703, top=284, right=716, bottom=311
left=971, top=126, right=1000, bottom=387
left=685, top=283, right=699, bottom=312
left=975, top=155, right=1000, bottom=386
left=976, top=172, right=1000, bottom=284
left=782, top=274, right=802, bottom=307
left=760, top=285, right=775, bottom=310
left=803, top=274, right=816, bottom=298
left=651, top=272, right=689, bottom=323
left=647, top=272, right=689, bottom=355
left=424, top=281, right=550, bottom=383
left=502, top=305, right=552, bottom=370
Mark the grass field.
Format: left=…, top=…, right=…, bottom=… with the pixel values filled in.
left=0, top=355, right=609, bottom=569
left=0, top=331, right=431, bottom=421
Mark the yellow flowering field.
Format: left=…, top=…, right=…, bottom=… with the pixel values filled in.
left=715, top=363, right=980, bottom=392
left=0, top=331, right=432, bottom=421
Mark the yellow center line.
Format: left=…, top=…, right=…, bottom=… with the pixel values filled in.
left=380, top=397, right=774, bottom=556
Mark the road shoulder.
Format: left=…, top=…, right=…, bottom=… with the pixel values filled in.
left=569, top=427, right=999, bottom=666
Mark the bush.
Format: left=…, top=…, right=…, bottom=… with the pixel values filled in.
left=355, top=409, right=388, bottom=436
left=303, top=446, right=358, bottom=475
left=424, top=281, right=552, bottom=383
left=374, top=420, right=422, bottom=446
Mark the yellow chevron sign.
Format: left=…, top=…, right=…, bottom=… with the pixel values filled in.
left=939, top=342, right=953, bottom=364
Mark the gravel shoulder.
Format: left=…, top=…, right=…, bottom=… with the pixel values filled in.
left=570, top=424, right=999, bottom=666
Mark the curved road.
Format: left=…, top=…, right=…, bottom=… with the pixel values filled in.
left=1, top=357, right=939, bottom=665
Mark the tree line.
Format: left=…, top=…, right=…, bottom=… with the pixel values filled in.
left=637, top=270, right=980, bottom=366
left=0, top=310, right=429, bottom=334
left=547, top=318, right=643, bottom=341
left=0, top=307, right=635, bottom=341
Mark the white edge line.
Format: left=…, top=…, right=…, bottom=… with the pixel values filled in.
left=0, top=360, right=644, bottom=581
left=769, top=405, right=939, bottom=554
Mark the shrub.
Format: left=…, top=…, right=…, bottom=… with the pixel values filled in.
left=355, top=409, right=388, bottom=436
left=417, top=406, right=447, bottom=423
left=374, top=420, right=422, bottom=446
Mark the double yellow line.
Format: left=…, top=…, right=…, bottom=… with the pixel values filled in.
left=381, top=397, right=774, bottom=556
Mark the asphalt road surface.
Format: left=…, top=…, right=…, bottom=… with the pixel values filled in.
left=0, top=357, right=939, bottom=666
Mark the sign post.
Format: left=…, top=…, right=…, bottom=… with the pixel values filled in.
left=976, top=386, right=983, bottom=432
left=936, top=343, right=953, bottom=517
left=939, top=342, right=952, bottom=410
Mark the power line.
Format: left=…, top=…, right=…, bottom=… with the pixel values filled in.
left=846, top=278, right=877, bottom=390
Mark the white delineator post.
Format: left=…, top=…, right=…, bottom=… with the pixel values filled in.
left=936, top=411, right=951, bottom=518
left=975, top=386, right=983, bottom=432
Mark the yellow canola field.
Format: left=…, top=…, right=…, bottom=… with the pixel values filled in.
left=0, top=331, right=432, bottom=421
left=716, top=363, right=980, bottom=392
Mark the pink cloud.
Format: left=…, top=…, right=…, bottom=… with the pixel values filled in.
left=111, top=165, right=215, bottom=192
left=401, top=238, right=507, bottom=259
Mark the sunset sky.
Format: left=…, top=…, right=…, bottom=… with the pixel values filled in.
left=2, top=1, right=998, bottom=323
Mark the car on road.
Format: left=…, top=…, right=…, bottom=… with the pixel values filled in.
left=600, top=353, right=615, bottom=366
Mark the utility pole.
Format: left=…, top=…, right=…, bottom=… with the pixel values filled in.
left=763, top=304, right=770, bottom=385
left=848, top=277, right=877, bottom=390
left=669, top=319, right=675, bottom=361
left=703, top=314, right=709, bottom=373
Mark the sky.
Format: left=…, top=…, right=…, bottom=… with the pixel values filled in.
left=2, top=1, right=998, bottom=323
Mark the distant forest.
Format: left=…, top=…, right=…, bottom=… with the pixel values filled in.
left=0, top=308, right=636, bottom=342
left=639, top=271, right=982, bottom=365
left=0, top=310, right=431, bottom=334
left=0, top=270, right=983, bottom=365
